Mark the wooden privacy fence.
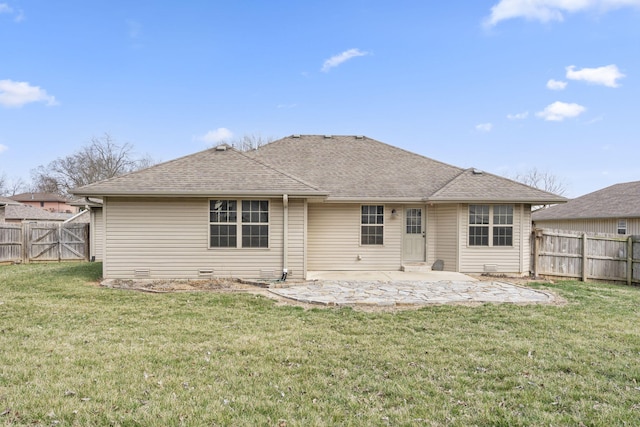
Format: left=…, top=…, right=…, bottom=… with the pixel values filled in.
left=0, top=222, right=89, bottom=264
left=532, top=228, right=640, bottom=285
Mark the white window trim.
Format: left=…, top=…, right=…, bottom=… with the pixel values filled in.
left=468, top=204, right=514, bottom=248
left=617, top=219, right=627, bottom=235
left=360, top=204, right=385, bottom=246
left=208, top=199, right=270, bottom=249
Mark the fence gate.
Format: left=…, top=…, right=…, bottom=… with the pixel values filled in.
left=26, top=223, right=89, bottom=262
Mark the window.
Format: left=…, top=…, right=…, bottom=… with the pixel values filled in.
left=406, top=208, right=422, bottom=234
left=469, top=205, right=513, bottom=247
left=618, top=219, right=627, bottom=235
left=209, top=199, right=269, bottom=248
left=469, top=205, right=489, bottom=246
left=242, top=200, right=269, bottom=248
left=361, top=205, right=384, bottom=245
left=493, top=205, right=513, bottom=246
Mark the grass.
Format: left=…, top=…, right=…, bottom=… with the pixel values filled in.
left=1, top=263, right=640, bottom=426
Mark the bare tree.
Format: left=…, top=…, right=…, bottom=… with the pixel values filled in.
left=31, top=133, right=154, bottom=196
left=216, top=134, right=274, bottom=151
left=513, top=168, right=568, bottom=196
left=0, top=174, right=28, bottom=196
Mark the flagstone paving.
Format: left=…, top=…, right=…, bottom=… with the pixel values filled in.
left=269, top=279, right=556, bottom=307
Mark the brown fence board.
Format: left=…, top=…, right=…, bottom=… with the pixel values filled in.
left=533, top=228, right=640, bottom=285
left=0, top=222, right=89, bottom=263
left=0, top=224, right=23, bottom=263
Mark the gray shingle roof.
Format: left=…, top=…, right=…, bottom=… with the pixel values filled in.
left=249, top=135, right=566, bottom=203
left=4, top=204, right=72, bottom=221
left=0, top=196, right=21, bottom=206
left=71, top=134, right=568, bottom=204
left=72, top=145, right=325, bottom=197
left=533, top=181, right=640, bottom=220
left=430, top=168, right=566, bottom=203
left=10, top=192, right=70, bottom=203
left=247, top=135, right=462, bottom=200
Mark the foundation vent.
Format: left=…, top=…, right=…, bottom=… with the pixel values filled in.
left=134, top=269, right=150, bottom=278
left=483, top=264, right=498, bottom=273
left=198, top=269, right=214, bottom=277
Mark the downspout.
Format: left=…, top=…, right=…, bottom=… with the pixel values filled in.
left=282, top=194, right=289, bottom=281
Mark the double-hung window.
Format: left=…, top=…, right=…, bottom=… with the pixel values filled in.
left=361, top=205, right=384, bottom=245
left=241, top=200, right=269, bottom=248
left=618, top=219, right=627, bottom=235
left=468, top=205, right=513, bottom=247
left=210, top=199, right=269, bottom=248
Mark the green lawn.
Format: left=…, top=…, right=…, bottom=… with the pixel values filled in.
left=1, top=263, right=640, bottom=426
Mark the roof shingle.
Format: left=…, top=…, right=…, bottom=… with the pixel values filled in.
left=72, top=134, right=567, bottom=204
left=72, top=145, right=325, bottom=197
left=533, top=181, right=640, bottom=220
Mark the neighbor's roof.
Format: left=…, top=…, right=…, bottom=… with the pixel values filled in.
left=72, top=145, right=326, bottom=197
left=4, top=204, right=72, bottom=221
left=533, top=181, right=640, bottom=221
left=71, top=134, right=567, bottom=204
left=249, top=135, right=566, bottom=203
left=10, top=192, right=70, bottom=203
left=0, top=196, right=21, bottom=206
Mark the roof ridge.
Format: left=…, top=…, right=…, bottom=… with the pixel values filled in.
left=428, top=168, right=469, bottom=199
left=234, top=148, right=325, bottom=193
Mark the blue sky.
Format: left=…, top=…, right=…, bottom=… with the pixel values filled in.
left=1, top=0, right=638, bottom=197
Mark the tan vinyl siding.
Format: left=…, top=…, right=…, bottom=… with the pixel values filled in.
left=287, top=198, right=306, bottom=278
left=307, top=203, right=402, bottom=271
left=431, top=204, right=459, bottom=272
left=91, top=208, right=104, bottom=261
left=459, top=204, right=530, bottom=274
left=103, top=197, right=304, bottom=280
left=533, top=218, right=640, bottom=236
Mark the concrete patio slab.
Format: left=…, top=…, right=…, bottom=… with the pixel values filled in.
left=268, top=271, right=556, bottom=308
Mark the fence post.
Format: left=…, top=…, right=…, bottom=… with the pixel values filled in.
left=532, top=229, right=541, bottom=278
left=22, top=223, right=28, bottom=264
left=628, top=236, right=634, bottom=286
left=582, top=233, right=588, bottom=282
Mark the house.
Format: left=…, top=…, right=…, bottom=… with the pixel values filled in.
left=2, top=203, right=73, bottom=223
left=0, top=196, right=21, bottom=222
left=532, top=181, right=640, bottom=235
left=10, top=192, right=78, bottom=214
left=72, top=135, right=566, bottom=280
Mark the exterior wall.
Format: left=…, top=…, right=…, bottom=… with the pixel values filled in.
left=20, top=200, right=77, bottom=214
left=458, top=204, right=531, bottom=275
left=533, top=218, right=640, bottom=236
left=307, top=203, right=403, bottom=271
left=430, top=204, right=459, bottom=272
left=102, top=197, right=304, bottom=280
left=91, top=208, right=104, bottom=261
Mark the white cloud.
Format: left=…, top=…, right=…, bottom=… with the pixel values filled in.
left=0, top=80, right=57, bottom=108
left=0, top=143, right=8, bottom=154
left=536, top=101, right=586, bottom=121
left=321, top=48, right=369, bottom=72
left=484, top=0, right=640, bottom=27
left=0, top=3, right=23, bottom=22
left=507, top=111, right=529, bottom=120
left=546, top=79, right=567, bottom=90
left=197, top=128, right=233, bottom=144
left=566, top=64, right=625, bottom=87
left=475, top=123, right=493, bottom=132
